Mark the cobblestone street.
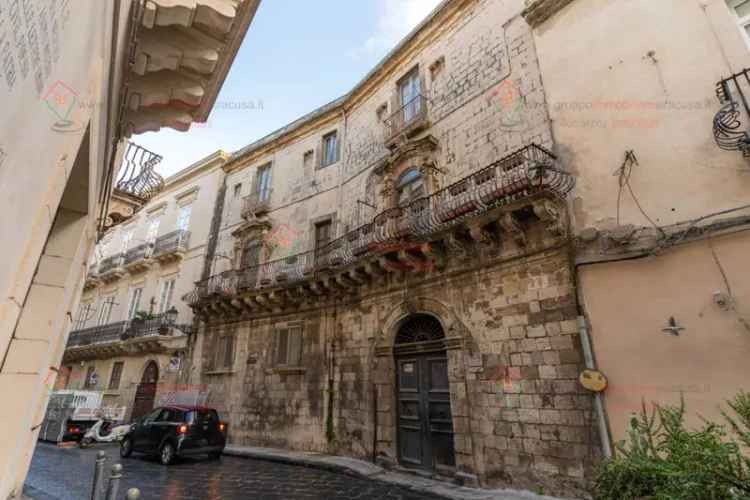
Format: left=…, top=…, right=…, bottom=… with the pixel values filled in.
left=25, top=443, right=447, bottom=500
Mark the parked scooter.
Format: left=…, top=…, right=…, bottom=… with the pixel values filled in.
left=79, top=418, right=131, bottom=448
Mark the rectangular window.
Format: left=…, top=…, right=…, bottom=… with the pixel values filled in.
left=274, top=325, right=303, bottom=367
left=322, top=131, right=338, bottom=167
left=98, top=295, right=116, bottom=326
left=233, top=183, right=242, bottom=198
left=255, top=164, right=271, bottom=201
left=314, top=219, right=332, bottom=250
left=75, top=302, right=93, bottom=330
left=177, top=205, right=192, bottom=232
left=108, top=361, right=124, bottom=390
left=213, top=334, right=235, bottom=370
left=127, top=287, right=143, bottom=320
left=728, top=0, right=750, bottom=45
left=146, top=217, right=160, bottom=243
left=399, top=69, right=422, bottom=123
left=84, top=366, right=96, bottom=389
left=158, top=278, right=176, bottom=314
left=63, top=365, right=73, bottom=389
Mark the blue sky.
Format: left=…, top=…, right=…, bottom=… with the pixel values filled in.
left=137, top=0, right=442, bottom=177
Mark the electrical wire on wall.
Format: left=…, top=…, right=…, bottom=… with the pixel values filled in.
left=613, top=150, right=667, bottom=239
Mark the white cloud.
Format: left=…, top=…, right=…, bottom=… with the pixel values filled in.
left=349, top=0, right=443, bottom=61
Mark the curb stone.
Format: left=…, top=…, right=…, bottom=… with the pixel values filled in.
left=223, top=445, right=571, bottom=500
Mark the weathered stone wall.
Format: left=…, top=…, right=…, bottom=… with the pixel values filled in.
left=196, top=220, right=598, bottom=496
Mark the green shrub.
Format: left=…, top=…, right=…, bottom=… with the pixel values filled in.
left=595, top=393, right=750, bottom=500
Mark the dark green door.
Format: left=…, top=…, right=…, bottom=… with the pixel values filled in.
left=396, top=352, right=455, bottom=471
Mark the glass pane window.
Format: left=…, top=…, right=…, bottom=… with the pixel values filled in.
left=315, top=220, right=332, bottom=250
left=322, top=132, right=338, bottom=166
left=256, top=165, right=271, bottom=200
left=400, top=71, right=421, bottom=122
left=274, top=326, right=302, bottom=367
left=146, top=218, right=160, bottom=243
left=177, top=206, right=192, bottom=231
left=397, top=168, right=425, bottom=205
left=730, top=0, right=750, bottom=18
left=98, top=296, right=115, bottom=326
left=127, top=287, right=143, bottom=320
left=121, top=229, right=133, bottom=253
left=75, top=303, right=93, bottom=330
left=158, top=279, right=176, bottom=314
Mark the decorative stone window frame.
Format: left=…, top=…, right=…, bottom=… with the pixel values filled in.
left=146, top=201, right=167, bottom=217
left=318, top=129, right=341, bottom=169
left=175, top=186, right=200, bottom=207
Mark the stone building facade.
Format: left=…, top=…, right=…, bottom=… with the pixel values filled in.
left=183, top=0, right=599, bottom=495
left=58, top=151, right=227, bottom=420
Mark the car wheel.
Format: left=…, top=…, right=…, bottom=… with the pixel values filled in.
left=79, top=437, right=92, bottom=449
left=120, top=437, right=133, bottom=458
left=159, top=442, right=175, bottom=465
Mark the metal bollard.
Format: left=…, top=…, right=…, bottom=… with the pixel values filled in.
left=125, top=488, right=141, bottom=499
left=90, top=451, right=107, bottom=500
left=104, top=463, right=123, bottom=500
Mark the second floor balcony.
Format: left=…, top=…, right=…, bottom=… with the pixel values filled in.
left=384, top=94, right=430, bottom=149
left=242, top=189, right=273, bottom=219
left=187, top=143, right=575, bottom=314
left=64, top=311, right=187, bottom=362
left=714, top=68, right=750, bottom=158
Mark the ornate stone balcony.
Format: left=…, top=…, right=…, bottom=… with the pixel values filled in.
left=714, top=68, right=750, bottom=158
left=98, top=254, right=127, bottom=283
left=241, top=189, right=273, bottom=219
left=124, top=243, right=155, bottom=274
left=63, top=312, right=187, bottom=363
left=187, top=144, right=575, bottom=317
left=384, top=94, right=430, bottom=149
left=121, top=0, right=261, bottom=136
left=83, top=265, right=100, bottom=291
left=153, top=230, right=191, bottom=263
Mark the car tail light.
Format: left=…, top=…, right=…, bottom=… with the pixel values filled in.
left=178, top=424, right=188, bottom=434
left=219, top=422, right=226, bottom=432
left=68, top=426, right=79, bottom=433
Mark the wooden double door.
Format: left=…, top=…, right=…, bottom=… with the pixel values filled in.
left=396, top=351, right=455, bottom=471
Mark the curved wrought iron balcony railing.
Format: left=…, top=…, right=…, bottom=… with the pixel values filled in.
left=187, top=144, right=573, bottom=306
left=714, top=69, right=750, bottom=157
left=242, top=189, right=273, bottom=218
left=124, top=242, right=153, bottom=265
left=383, top=94, right=429, bottom=143
left=115, top=142, right=165, bottom=201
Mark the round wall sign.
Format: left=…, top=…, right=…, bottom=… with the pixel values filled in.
left=579, top=369, right=607, bottom=392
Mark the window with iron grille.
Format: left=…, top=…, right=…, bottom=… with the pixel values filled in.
left=273, top=324, right=303, bottom=367
left=728, top=0, right=750, bottom=47
left=74, top=302, right=94, bottom=330
left=158, top=278, right=176, bottom=314
left=213, top=333, right=235, bottom=370
left=108, top=361, right=124, bottom=390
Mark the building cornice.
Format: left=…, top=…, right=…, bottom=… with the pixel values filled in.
left=521, top=0, right=576, bottom=28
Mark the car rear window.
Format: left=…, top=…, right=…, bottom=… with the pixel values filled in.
left=187, top=409, right=219, bottom=424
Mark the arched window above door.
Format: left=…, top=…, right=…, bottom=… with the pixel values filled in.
left=396, top=168, right=425, bottom=206
left=395, top=314, right=445, bottom=345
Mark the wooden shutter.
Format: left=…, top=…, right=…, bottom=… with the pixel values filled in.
left=275, top=328, right=289, bottom=365
left=223, top=335, right=235, bottom=369
left=288, top=325, right=303, bottom=366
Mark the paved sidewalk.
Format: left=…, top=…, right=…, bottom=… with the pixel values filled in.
left=223, top=445, right=567, bottom=500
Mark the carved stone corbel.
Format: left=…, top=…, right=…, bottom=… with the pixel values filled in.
left=467, top=222, right=497, bottom=245
left=532, top=200, right=565, bottom=236
left=443, top=232, right=470, bottom=259
left=499, top=213, right=526, bottom=247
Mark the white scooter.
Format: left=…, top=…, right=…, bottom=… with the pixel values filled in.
left=79, top=418, right=131, bottom=448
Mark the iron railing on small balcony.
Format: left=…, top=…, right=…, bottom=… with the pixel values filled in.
left=714, top=68, right=750, bottom=157
left=187, top=144, right=574, bottom=306
left=99, top=254, right=125, bottom=274
left=66, top=312, right=179, bottom=348
left=383, top=94, right=428, bottom=143
left=153, top=230, right=191, bottom=257
left=124, top=243, right=153, bottom=266
left=242, top=189, right=273, bottom=218
left=86, top=265, right=99, bottom=280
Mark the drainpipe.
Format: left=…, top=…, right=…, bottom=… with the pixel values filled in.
left=578, top=315, right=613, bottom=458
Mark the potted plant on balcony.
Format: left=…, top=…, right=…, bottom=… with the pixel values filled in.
left=158, top=307, right=178, bottom=336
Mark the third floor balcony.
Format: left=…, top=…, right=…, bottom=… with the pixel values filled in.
left=384, top=94, right=430, bottom=149
left=153, top=229, right=191, bottom=263
left=124, top=243, right=154, bottom=275
left=242, top=189, right=273, bottom=219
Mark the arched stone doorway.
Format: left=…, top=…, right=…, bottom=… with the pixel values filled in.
left=394, top=314, right=455, bottom=472
left=131, top=360, right=159, bottom=420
